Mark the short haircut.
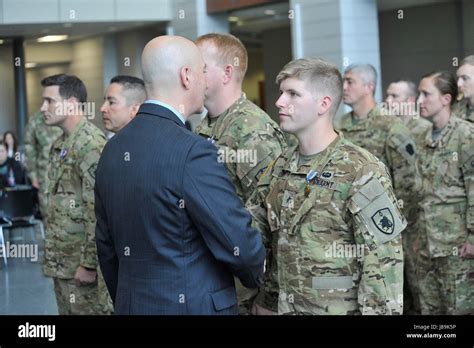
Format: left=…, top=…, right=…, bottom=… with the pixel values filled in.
left=461, top=55, right=474, bottom=67
left=422, top=71, right=458, bottom=105
left=110, top=75, right=146, bottom=105
left=392, top=79, right=418, bottom=99
left=276, top=57, right=343, bottom=115
left=196, top=33, right=248, bottom=84
left=344, top=63, right=378, bottom=94
left=41, top=74, right=87, bottom=104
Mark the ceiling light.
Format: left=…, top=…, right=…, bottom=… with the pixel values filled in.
left=228, top=16, right=239, bottom=22
left=25, top=62, right=37, bottom=68
left=0, top=39, right=4, bottom=45
left=264, top=9, right=276, bottom=15
left=37, top=35, right=68, bottom=43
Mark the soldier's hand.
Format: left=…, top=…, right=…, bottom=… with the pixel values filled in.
left=32, top=179, right=40, bottom=189
left=74, top=266, right=97, bottom=287
left=460, top=242, right=474, bottom=259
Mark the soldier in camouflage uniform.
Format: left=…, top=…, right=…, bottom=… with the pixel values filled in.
left=194, top=33, right=287, bottom=314
left=384, top=79, right=431, bottom=314
left=336, top=64, right=418, bottom=220
left=415, top=71, right=474, bottom=315
left=40, top=74, right=110, bottom=315
left=24, top=110, right=62, bottom=222
left=385, top=80, right=432, bottom=138
left=247, top=58, right=405, bottom=315
left=454, top=55, right=474, bottom=123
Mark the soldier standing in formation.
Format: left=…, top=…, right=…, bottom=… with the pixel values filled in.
left=247, top=58, right=405, bottom=315
left=454, top=55, right=474, bottom=123
left=415, top=71, right=474, bottom=314
left=336, top=64, right=418, bottom=226
left=40, top=74, right=108, bottom=315
left=24, top=111, right=62, bottom=223
left=384, top=79, right=431, bottom=314
left=194, top=33, right=287, bottom=314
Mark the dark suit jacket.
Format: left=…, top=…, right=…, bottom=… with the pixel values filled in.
left=95, top=103, right=266, bottom=315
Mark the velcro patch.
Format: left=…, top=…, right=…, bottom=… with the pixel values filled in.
left=351, top=178, right=405, bottom=245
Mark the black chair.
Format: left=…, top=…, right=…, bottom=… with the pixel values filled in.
left=0, top=186, right=45, bottom=266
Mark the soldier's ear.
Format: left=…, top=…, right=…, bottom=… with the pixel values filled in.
left=318, top=96, right=332, bottom=116
left=223, top=64, right=233, bottom=84
left=441, top=93, right=452, bottom=106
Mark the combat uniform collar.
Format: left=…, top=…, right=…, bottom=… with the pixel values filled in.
left=204, top=93, right=247, bottom=141
left=55, top=117, right=87, bottom=151
left=424, top=114, right=457, bottom=149
left=207, top=93, right=246, bottom=126
left=283, top=131, right=344, bottom=175
left=339, top=105, right=381, bottom=131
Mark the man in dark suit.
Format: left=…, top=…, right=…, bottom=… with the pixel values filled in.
left=95, top=35, right=266, bottom=315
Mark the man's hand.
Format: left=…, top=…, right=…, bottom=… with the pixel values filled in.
left=460, top=242, right=474, bottom=259
left=74, top=266, right=97, bottom=287
left=32, top=179, right=40, bottom=190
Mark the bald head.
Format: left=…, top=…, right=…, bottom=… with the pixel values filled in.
left=141, top=35, right=206, bottom=117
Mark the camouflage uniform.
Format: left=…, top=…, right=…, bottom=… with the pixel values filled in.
left=393, top=115, right=431, bottom=314
left=247, top=133, right=405, bottom=315
left=43, top=118, right=111, bottom=315
left=405, top=116, right=432, bottom=139
left=453, top=99, right=474, bottom=123
left=195, top=93, right=287, bottom=315
left=24, top=111, right=62, bottom=220
left=336, top=107, right=418, bottom=314
left=335, top=106, right=418, bottom=218
left=414, top=115, right=474, bottom=315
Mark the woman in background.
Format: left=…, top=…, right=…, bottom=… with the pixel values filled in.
left=3, top=131, right=18, bottom=159
left=0, top=141, right=26, bottom=190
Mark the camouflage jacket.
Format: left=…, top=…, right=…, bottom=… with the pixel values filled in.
left=405, top=116, right=432, bottom=139
left=453, top=99, right=474, bottom=123
left=44, top=118, right=106, bottom=279
left=415, top=115, right=474, bottom=258
left=335, top=106, right=418, bottom=222
left=24, top=111, right=62, bottom=188
left=194, top=93, right=287, bottom=203
left=247, top=133, right=405, bottom=315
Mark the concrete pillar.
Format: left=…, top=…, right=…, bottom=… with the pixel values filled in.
left=290, top=0, right=382, bottom=104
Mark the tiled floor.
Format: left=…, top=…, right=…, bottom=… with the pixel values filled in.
left=0, top=226, right=58, bottom=315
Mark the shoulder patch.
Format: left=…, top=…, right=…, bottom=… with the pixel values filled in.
left=350, top=177, right=406, bottom=246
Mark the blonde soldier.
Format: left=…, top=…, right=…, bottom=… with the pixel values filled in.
left=416, top=71, right=474, bottom=314
left=194, top=33, right=286, bottom=314
left=247, top=58, right=405, bottom=315
left=40, top=74, right=108, bottom=315
left=336, top=65, right=418, bottom=229
left=454, top=55, right=474, bottom=123
left=385, top=79, right=431, bottom=314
